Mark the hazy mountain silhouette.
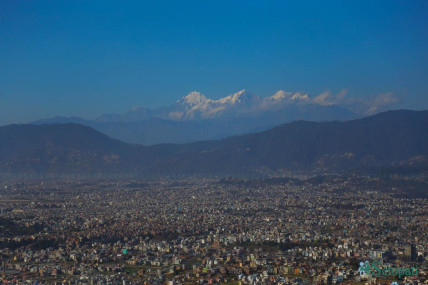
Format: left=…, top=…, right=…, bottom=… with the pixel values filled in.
left=31, top=90, right=360, bottom=145
left=3, top=110, right=427, bottom=176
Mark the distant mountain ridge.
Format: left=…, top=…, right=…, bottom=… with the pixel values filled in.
left=32, top=89, right=365, bottom=145
left=3, top=110, right=427, bottom=177
left=94, top=89, right=351, bottom=122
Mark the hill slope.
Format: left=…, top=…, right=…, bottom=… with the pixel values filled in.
left=2, top=110, right=427, bottom=176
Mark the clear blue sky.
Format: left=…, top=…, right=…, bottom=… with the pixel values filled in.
left=1, top=0, right=427, bottom=124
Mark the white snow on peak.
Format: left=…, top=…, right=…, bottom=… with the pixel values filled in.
left=217, top=89, right=251, bottom=104
left=269, top=90, right=289, bottom=100
left=266, top=90, right=310, bottom=102
left=181, top=91, right=208, bottom=106
left=174, top=89, right=311, bottom=120
left=291, top=92, right=310, bottom=101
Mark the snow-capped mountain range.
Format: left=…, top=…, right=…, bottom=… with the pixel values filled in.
left=32, top=89, right=400, bottom=145
left=96, top=89, right=368, bottom=122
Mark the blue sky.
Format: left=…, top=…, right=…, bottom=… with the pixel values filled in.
left=0, top=0, right=427, bottom=124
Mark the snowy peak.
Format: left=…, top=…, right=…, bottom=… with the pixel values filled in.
left=115, top=88, right=369, bottom=123
left=267, top=90, right=310, bottom=102
left=173, top=89, right=311, bottom=120
left=268, top=90, right=290, bottom=101
left=180, top=91, right=208, bottom=106
left=217, top=89, right=259, bottom=105
left=291, top=92, right=310, bottom=101
left=83, top=88, right=396, bottom=126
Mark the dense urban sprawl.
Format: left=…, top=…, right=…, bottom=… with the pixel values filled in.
left=0, top=177, right=427, bottom=285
